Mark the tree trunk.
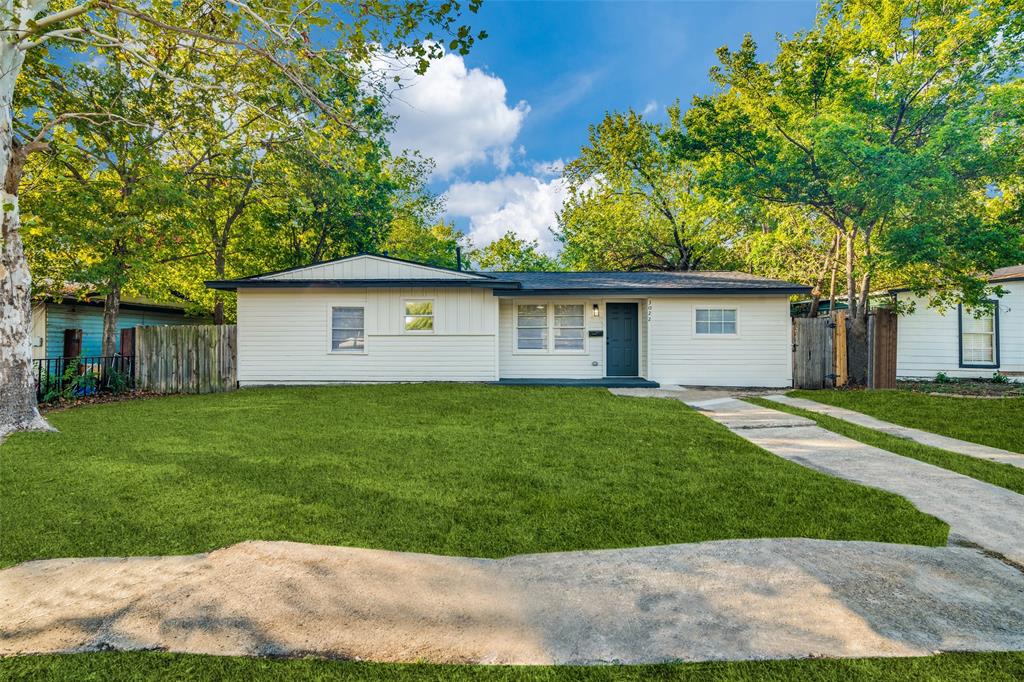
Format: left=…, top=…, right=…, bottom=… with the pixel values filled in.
left=213, top=245, right=226, bottom=325
left=843, top=232, right=870, bottom=386
left=0, top=22, right=52, bottom=435
left=847, top=312, right=870, bottom=387
left=807, top=233, right=840, bottom=318
left=101, top=279, right=121, bottom=357
left=828, top=249, right=839, bottom=313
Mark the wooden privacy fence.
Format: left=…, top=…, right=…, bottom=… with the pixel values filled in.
left=792, top=310, right=897, bottom=389
left=793, top=317, right=835, bottom=390
left=134, top=324, right=237, bottom=394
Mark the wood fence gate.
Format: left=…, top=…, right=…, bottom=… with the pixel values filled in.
left=868, top=309, right=898, bottom=390
left=793, top=317, right=835, bottom=389
left=135, top=324, right=237, bottom=394
left=792, top=310, right=897, bottom=389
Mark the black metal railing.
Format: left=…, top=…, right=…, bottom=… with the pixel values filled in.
left=33, top=355, right=135, bottom=403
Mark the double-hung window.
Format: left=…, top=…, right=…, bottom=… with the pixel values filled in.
left=331, top=307, right=365, bottom=352
left=516, top=303, right=586, bottom=352
left=553, top=304, right=585, bottom=350
left=404, top=300, right=434, bottom=332
left=695, top=308, right=737, bottom=335
left=516, top=304, right=548, bottom=350
left=960, top=303, right=998, bottom=367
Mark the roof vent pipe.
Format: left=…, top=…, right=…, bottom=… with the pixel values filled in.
left=456, top=246, right=462, bottom=271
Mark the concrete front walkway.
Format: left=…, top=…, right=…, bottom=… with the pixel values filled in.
left=3, top=539, right=1024, bottom=664
left=764, top=394, right=1024, bottom=469
left=684, top=398, right=1024, bottom=567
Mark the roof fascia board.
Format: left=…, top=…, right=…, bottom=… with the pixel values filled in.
left=206, top=279, right=520, bottom=291
left=493, top=287, right=812, bottom=297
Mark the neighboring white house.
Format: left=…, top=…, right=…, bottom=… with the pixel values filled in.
left=892, top=264, right=1023, bottom=381
left=206, top=253, right=810, bottom=388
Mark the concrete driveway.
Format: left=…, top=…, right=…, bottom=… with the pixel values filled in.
left=2, top=539, right=1023, bottom=664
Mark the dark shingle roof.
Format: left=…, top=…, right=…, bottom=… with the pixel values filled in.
left=485, top=270, right=810, bottom=295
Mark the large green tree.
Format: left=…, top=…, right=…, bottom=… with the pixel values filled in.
left=681, top=0, right=1024, bottom=383
left=22, top=53, right=188, bottom=355
left=470, top=231, right=559, bottom=271
left=558, top=105, right=739, bottom=272
left=2, top=0, right=485, bottom=434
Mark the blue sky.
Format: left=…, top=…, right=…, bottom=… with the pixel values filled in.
left=384, top=1, right=819, bottom=252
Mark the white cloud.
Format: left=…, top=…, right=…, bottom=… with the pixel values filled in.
left=384, top=52, right=529, bottom=179
left=531, top=158, right=565, bottom=178
left=446, top=174, right=570, bottom=254
left=642, top=100, right=658, bottom=116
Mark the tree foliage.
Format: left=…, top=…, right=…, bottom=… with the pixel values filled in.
left=558, top=105, right=739, bottom=272
left=470, top=231, right=559, bottom=271
left=677, top=0, right=1024, bottom=381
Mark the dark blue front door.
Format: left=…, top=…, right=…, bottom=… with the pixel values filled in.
left=606, top=303, right=639, bottom=377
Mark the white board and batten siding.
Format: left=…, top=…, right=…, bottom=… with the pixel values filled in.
left=896, top=284, right=1023, bottom=380
left=236, top=287, right=499, bottom=385
left=257, top=255, right=485, bottom=281
left=646, top=296, right=793, bottom=388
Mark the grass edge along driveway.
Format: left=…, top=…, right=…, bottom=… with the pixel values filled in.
left=3, top=651, right=1024, bottom=681
left=746, top=397, right=1024, bottom=496
left=1, top=385, right=947, bottom=566
left=788, top=389, right=1024, bottom=454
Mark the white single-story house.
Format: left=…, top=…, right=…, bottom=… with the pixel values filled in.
left=206, top=254, right=810, bottom=388
left=892, top=264, right=1023, bottom=381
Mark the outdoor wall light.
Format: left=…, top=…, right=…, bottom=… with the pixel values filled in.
left=593, top=303, right=600, bottom=317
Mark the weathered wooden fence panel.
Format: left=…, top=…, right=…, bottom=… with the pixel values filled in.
left=793, top=309, right=898, bottom=389
left=869, top=309, right=898, bottom=389
left=135, top=325, right=237, bottom=394
left=793, top=317, right=835, bottom=389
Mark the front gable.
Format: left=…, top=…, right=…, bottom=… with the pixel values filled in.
left=257, top=254, right=489, bottom=281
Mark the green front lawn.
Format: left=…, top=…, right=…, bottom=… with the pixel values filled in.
left=1, top=385, right=947, bottom=566
left=789, top=390, right=1024, bottom=454
left=4, top=651, right=1024, bottom=681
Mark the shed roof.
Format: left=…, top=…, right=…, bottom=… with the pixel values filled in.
left=991, top=264, right=1024, bottom=282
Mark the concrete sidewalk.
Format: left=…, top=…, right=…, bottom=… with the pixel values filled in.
left=685, top=398, right=1024, bottom=567
left=3, top=539, right=1023, bottom=664
left=763, top=394, right=1024, bottom=469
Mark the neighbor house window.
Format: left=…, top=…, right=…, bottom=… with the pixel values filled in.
left=331, top=307, right=365, bottom=351
left=695, top=308, right=737, bottom=335
left=553, top=304, right=585, bottom=350
left=960, top=303, right=998, bottom=367
left=516, top=304, right=548, bottom=350
left=404, top=300, right=434, bottom=332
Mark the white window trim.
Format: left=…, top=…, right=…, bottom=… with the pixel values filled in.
left=958, top=302, right=999, bottom=368
left=691, top=306, right=740, bottom=339
left=326, top=303, right=368, bottom=354
left=402, top=298, right=436, bottom=334
left=512, top=299, right=589, bottom=355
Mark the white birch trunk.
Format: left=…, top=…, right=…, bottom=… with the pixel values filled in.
left=0, top=0, right=55, bottom=436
